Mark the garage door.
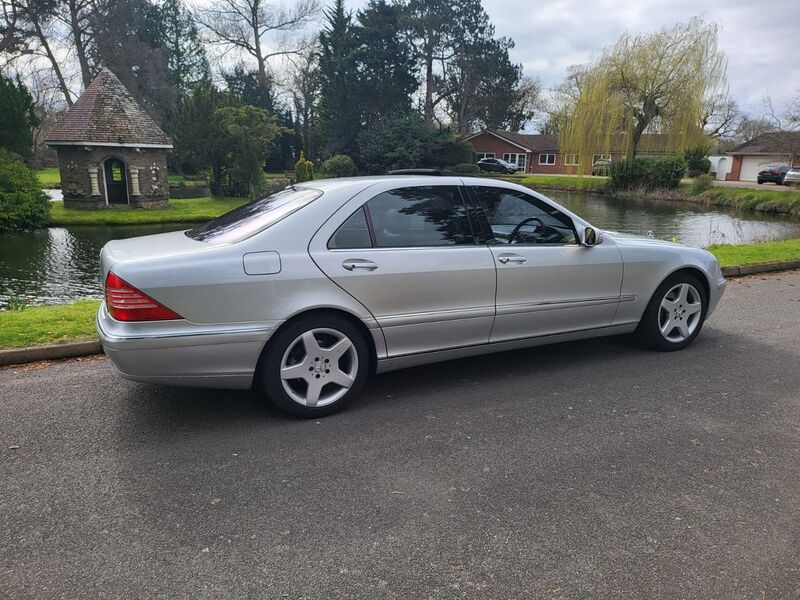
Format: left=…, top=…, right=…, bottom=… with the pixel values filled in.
left=739, top=156, right=789, bottom=181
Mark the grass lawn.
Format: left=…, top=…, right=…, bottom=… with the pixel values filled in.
left=47, top=197, right=248, bottom=226
left=35, top=167, right=61, bottom=189
left=707, top=238, right=800, bottom=268
left=0, top=300, right=100, bottom=349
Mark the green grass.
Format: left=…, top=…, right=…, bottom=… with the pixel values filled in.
left=0, top=300, right=101, bottom=349
left=519, top=174, right=609, bottom=192
left=35, top=167, right=61, bottom=189
left=47, top=196, right=248, bottom=226
left=708, top=238, right=800, bottom=268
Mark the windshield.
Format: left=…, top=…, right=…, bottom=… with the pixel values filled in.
left=187, top=187, right=322, bottom=244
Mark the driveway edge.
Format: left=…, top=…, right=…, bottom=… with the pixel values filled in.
left=721, top=259, right=800, bottom=278
left=0, top=340, right=102, bottom=367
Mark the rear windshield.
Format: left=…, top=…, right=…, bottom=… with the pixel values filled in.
left=187, top=187, right=322, bottom=244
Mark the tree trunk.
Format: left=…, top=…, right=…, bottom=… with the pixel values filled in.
left=423, top=50, right=434, bottom=126
left=68, top=1, right=93, bottom=88
left=32, top=15, right=73, bottom=106
left=251, top=1, right=270, bottom=96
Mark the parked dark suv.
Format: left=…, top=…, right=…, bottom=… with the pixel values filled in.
left=478, top=157, right=518, bottom=174
left=757, top=165, right=789, bottom=185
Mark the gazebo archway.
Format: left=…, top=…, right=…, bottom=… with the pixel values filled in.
left=103, top=157, right=129, bottom=205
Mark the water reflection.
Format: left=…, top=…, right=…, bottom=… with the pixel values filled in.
left=548, top=191, right=800, bottom=248
left=1, top=191, right=800, bottom=307
left=0, top=223, right=191, bottom=308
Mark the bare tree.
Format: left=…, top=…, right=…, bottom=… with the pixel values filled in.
left=56, top=0, right=97, bottom=88
left=700, top=94, right=741, bottom=140
left=0, top=0, right=75, bottom=105
left=194, top=0, right=320, bottom=92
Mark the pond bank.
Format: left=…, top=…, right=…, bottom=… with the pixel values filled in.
left=514, top=175, right=800, bottom=218
left=46, top=197, right=247, bottom=226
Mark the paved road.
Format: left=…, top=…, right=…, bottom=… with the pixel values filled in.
left=2, top=272, right=799, bottom=599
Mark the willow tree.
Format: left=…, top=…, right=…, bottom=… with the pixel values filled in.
left=558, top=18, right=727, bottom=168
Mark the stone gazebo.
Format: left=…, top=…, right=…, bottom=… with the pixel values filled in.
left=45, top=69, right=172, bottom=209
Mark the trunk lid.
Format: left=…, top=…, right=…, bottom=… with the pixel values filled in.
left=100, top=230, right=210, bottom=279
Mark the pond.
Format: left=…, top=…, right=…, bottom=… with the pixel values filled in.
left=2, top=191, right=800, bottom=308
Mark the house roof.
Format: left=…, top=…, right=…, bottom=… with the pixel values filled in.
left=466, top=130, right=673, bottom=154
left=46, top=69, right=172, bottom=148
left=465, top=130, right=558, bottom=153
left=728, top=131, right=800, bottom=156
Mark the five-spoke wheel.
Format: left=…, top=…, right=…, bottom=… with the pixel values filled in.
left=638, top=272, right=707, bottom=351
left=262, top=314, right=368, bottom=417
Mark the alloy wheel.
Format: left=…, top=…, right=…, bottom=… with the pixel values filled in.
left=658, top=283, right=703, bottom=343
left=279, top=328, right=359, bottom=408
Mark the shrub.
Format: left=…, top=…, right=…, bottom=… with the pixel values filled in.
left=451, top=163, right=481, bottom=174
left=294, top=151, right=314, bottom=182
left=322, top=154, right=357, bottom=178
left=0, top=149, right=50, bottom=231
left=609, top=155, right=687, bottom=191
left=691, top=173, right=714, bottom=195
left=684, top=146, right=712, bottom=177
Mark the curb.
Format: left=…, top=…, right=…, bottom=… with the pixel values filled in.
left=721, top=259, right=800, bottom=278
left=0, top=340, right=102, bottom=367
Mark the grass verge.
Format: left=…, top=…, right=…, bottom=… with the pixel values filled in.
left=707, top=238, right=800, bottom=268
left=0, top=300, right=100, bottom=349
left=695, top=187, right=800, bottom=217
left=519, top=175, right=609, bottom=192
left=35, top=167, right=61, bottom=189
left=47, top=197, right=248, bottom=226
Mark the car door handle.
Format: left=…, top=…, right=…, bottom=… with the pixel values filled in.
left=342, top=259, right=378, bottom=271
left=497, top=254, right=527, bottom=265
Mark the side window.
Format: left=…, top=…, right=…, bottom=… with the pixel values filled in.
left=367, top=186, right=474, bottom=248
left=328, top=206, right=372, bottom=249
left=472, top=186, right=578, bottom=245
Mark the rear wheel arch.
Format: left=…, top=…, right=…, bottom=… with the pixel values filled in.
left=253, top=307, right=377, bottom=389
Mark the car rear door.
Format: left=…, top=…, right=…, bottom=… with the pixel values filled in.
left=467, top=185, right=624, bottom=343
left=309, top=180, right=496, bottom=358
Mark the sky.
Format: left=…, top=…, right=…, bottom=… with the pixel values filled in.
left=347, top=0, right=799, bottom=121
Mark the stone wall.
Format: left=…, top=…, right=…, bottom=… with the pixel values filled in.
left=54, top=146, right=170, bottom=209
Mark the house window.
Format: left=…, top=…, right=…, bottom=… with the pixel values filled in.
left=539, top=154, right=556, bottom=165
left=502, top=153, right=527, bottom=169
left=476, top=152, right=495, bottom=160
left=564, top=154, right=581, bottom=166
left=592, top=153, right=611, bottom=163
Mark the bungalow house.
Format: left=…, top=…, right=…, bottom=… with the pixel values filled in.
left=464, top=130, right=673, bottom=174
left=725, top=132, right=800, bottom=182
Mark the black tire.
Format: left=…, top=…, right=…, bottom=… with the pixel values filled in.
left=637, top=272, right=708, bottom=351
left=260, top=314, right=370, bottom=418
left=757, top=179, right=764, bottom=185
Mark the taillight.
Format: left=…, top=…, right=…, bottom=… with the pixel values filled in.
left=104, top=272, right=182, bottom=321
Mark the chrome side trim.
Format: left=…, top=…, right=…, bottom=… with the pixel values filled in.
left=496, top=296, right=620, bottom=316
left=378, top=305, right=496, bottom=327
left=375, top=322, right=639, bottom=373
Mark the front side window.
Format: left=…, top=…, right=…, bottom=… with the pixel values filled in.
left=329, top=186, right=474, bottom=249
left=472, top=186, right=578, bottom=245
left=188, top=187, right=321, bottom=244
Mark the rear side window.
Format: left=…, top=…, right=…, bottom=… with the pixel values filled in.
left=329, top=186, right=474, bottom=249
left=187, top=187, right=321, bottom=244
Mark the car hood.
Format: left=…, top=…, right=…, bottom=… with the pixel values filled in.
left=602, top=230, right=685, bottom=248
left=100, top=230, right=210, bottom=278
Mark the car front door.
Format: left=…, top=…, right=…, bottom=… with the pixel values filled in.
left=309, top=182, right=496, bottom=358
left=468, top=185, right=624, bottom=343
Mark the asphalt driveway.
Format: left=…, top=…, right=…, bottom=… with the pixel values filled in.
left=2, top=271, right=799, bottom=599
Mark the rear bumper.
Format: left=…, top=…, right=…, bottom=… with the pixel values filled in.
left=97, top=303, right=277, bottom=389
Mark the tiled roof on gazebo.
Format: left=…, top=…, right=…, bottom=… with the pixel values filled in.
left=45, top=69, right=172, bottom=148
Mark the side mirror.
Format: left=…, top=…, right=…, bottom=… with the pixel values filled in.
left=583, top=226, right=603, bottom=247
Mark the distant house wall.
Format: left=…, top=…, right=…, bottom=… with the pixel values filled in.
left=469, top=132, right=532, bottom=171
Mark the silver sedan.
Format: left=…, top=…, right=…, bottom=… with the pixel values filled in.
left=97, top=175, right=726, bottom=416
